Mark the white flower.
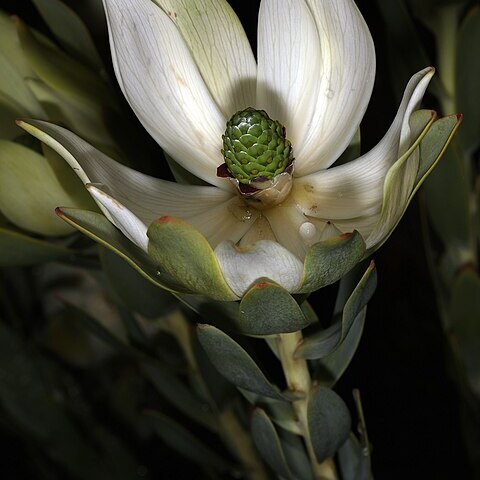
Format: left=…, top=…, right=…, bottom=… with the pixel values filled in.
left=20, top=0, right=437, bottom=298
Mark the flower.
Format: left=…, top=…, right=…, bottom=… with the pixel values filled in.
left=19, top=0, right=454, bottom=299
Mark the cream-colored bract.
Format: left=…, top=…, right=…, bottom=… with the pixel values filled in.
left=21, top=0, right=435, bottom=297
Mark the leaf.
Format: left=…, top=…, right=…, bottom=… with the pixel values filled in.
left=456, top=6, right=480, bottom=154
left=295, top=262, right=376, bottom=360
left=298, top=231, right=366, bottom=294
left=196, top=324, right=285, bottom=400
left=146, top=411, right=230, bottom=471
left=424, top=142, right=473, bottom=266
left=0, top=226, right=72, bottom=266
left=57, top=207, right=187, bottom=293
left=338, top=435, right=371, bottom=480
left=449, top=269, right=480, bottom=397
left=308, top=386, right=351, bottom=463
left=316, top=309, right=367, bottom=387
left=0, top=140, right=93, bottom=235
left=376, top=0, right=440, bottom=100
left=31, top=0, right=103, bottom=70
left=14, top=17, right=114, bottom=110
left=251, top=408, right=293, bottom=479
left=239, top=279, right=311, bottom=336
left=147, top=217, right=237, bottom=301
left=100, top=247, right=176, bottom=318
left=279, top=430, right=315, bottom=480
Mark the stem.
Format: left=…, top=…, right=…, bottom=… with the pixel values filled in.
left=277, top=332, right=338, bottom=480
left=166, top=309, right=268, bottom=480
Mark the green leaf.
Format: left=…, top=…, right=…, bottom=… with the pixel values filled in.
left=456, top=7, right=480, bottom=154
left=31, top=0, right=103, bottom=70
left=14, top=17, right=114, bottom=110
left=0, top=226, right=72, bottom=266
left=414, top=114, right=463, bottom=188
left=100, top=247, right=176, bottom=318
left=280, top=430, right=315, bottom=480
left=376, top=0, right=440, bottom=100
left=141, top=363, right=217, bottom=432
left=197, top=324, right=285, bottom=400
left=147, top=217, right=237, bottom=301
left=239, top=279, right=311, bottom=336
left=449, top=269, right=480, bottom=397
left=367, top=109, right=437, bottom=251
left=295, top=261, right=376, bottom=360
left=298, top=231, right=366, bottom=294
left=307, top=385, right=351, bottom=463
left=338, top=435, right=371, bottom=480
left=424, top=142, right=473, bottom=267
left=27, top=78, right=117, bottom=150
left=146, top=411, right=230, bottom=471
left=251, top=408, right=293, bottom=479
left=57, top=207, right=187, bottom=294
left=316, top=309, right=367, bottom=387
left=0, top=140, right=93, bottom=235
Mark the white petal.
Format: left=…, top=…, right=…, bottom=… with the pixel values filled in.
left=87, top=184, right=149, bottom=251
left=294, top=0, right=376, bottom=175
left=103, top=0, right=228, bottom=189
left=292, top=68, right=435, bottom=220
left=18, top=120, right=234, bottom=226
left=256, top=0, right=321, bottom=149
left=153, top=0, right=256, bottom=116
left=215, top=240, right=303, bottom=296
left=186, top=197, right=259, bottom=248
left=238, top=215, right=276, bottom=246
left=264, top=198, right=311, bottom=260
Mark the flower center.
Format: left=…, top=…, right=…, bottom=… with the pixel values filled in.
left=218, top=108, right=294, bottom=210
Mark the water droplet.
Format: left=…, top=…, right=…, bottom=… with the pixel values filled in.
left=156, top=270, right=162, bottom=277
left=362, top=447, right=370, bottom=457
left=325, top=88, right=334, bottom=99
left=299, top=222, right=317, bottom=241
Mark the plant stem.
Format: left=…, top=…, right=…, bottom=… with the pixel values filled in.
left=277, top=331, right=338, bottom=480
left=166, top=309, right=268, bottom=480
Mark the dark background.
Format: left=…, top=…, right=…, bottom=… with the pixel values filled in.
left=0, top=0, right=471, bottom=478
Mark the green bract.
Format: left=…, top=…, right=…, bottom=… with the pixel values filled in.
left=222, top=108, right=292, bottom=184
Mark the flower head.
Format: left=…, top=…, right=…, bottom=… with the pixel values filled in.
left=20, top=0, right=460, bottom=299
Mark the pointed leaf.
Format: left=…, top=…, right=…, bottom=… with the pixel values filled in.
left=298, top=231, right=366, bottom=294
left=316, top=309, right=367, bottom=387
left=57, top=207, right=187, bottom=294
left=31, top=0, right=103, bottom=70
left=251, top=408, right=293, bottom=479
left=0, top=227, right=72, bottom=266
left=296, top=262, right=376, bottom=359
left=14, top=17, right=114, bottom=109
left=197, top=324, right=284, bottom=400
left=239, top=279, right=311, bottom=336
left=100, top=247, right=176, bottom=318
left=424, top=142, right=472, bottom=264
left=338, top=435, right=371, bottom=480
left=147, top=217, right=237, bottom=301
left=0, top=140, right=92, bottom=235
left=308, top=385, right=351, bottom=463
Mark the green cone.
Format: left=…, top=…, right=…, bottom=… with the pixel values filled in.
left=222, top=108, right=292, bottom=184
